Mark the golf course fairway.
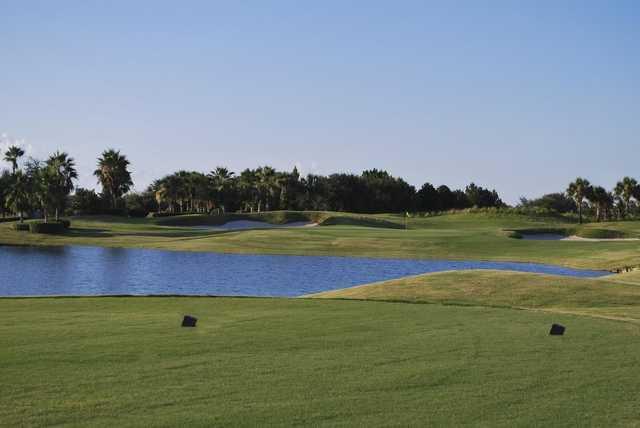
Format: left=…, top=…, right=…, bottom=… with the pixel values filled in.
left=2, top=211, right=640, bottom=425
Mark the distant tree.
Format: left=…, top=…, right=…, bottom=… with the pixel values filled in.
left=614, top=177, right=638, bottom=219
left=416, top=183, right=440, bottom=212
left=518, top=193, right=575, bottom=214
left=0, top=169, right=11, bottom=217
left=4, top=145, right=25, bottom=174
left=256, top=166, right=279, bottom=212
left=124, top=191, right=158, bottom=217
left=45, top=151, right=78, bottom=221
left=465, top=183, right=504, bottom=208
left=208, top=167, right=235, bottom=213
left=6, top=170, right=30, bottom=222
left=72, top=188, right=102, bottom=214
left=436, top=185, right=455, bottom=210
left=94, top=149, right=133, bottom=209
left=238, top=169, right=259, bottom=212
left=566, top=178, right=592, bottom=224
left=22, top=158, right=52, bottom=222
left=587, top=186, right=613, bottom=222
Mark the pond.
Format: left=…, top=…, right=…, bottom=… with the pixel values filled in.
left=0, top=245, right=609, bottom=297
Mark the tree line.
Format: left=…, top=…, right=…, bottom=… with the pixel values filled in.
left=519, top=177, right=640, bottom=223
left=0, top=146, right=505, bottom=219
left=145, top=167, right=504, bottom=215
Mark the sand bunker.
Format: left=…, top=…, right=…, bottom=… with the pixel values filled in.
left=520, top=234, right=639, bottom=242
left=195, top=220, right=318, bottom=231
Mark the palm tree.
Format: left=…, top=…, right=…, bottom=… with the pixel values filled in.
left=238, top=169, right=258, bottom=212
left=46, top=151, right=78, bottom=221
left=256, top=166, right=278, bottom=212
left=614, top=177, right=638, bottom=219
left=208, top=167, right=235, bottom=213
left=0, top=169, right=11, bottom=217
left=588, top=186, right=612, bottom=222
left=4, top=145, right=25, bottom=174
left=6, top=171, right=30, bottom=222
left=567, top=178, right=592, bottom=224
left=94, top=149, right=133, bottom=209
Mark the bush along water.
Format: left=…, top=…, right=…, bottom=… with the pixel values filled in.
left=28, top=220, right=71, bottom=234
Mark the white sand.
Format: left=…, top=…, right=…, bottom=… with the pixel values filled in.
left=562, top=235, right=640, bottom=242
left=520, top=234, right=639, bottom=242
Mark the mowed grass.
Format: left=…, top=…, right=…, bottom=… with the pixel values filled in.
left=3, top=297, right=640, bottom=426
left=311, top=270, right=640, bottom=322
left=1, top=211, right=640, bottom=270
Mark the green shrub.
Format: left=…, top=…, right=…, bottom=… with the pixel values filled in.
left=13, top=223, right=29, bottom=231
left=29, top=221, right=67, bottom=234
left=59, top=219, right=71, bottom=229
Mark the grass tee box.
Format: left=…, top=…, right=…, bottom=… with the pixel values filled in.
left=2, top=296, right=640, bottom=426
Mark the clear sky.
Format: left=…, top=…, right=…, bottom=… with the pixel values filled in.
left=1, top=1, right=638, bottom=204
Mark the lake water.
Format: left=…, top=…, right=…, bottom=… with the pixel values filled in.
left=0, top=245, right=609, bottom=297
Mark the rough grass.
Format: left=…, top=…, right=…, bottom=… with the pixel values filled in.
left=2, top=211, right=640, bottom=270
left=3, top=296, right=640, bottom=426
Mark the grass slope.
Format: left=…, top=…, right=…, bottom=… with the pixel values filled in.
left=155, top=210, right=405, bottom=229
left=1, top=211, right=640, bottom=270
left=3, top=296, right=640, bottom=426
left=311, top=270, right=640, bottom=321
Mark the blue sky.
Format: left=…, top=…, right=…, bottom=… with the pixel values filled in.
left=1, top=1, right=638, bottom=204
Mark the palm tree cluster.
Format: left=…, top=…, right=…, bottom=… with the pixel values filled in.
left=565, top=177, right=640, bottom=223
left=0, top=146, right=78, bottom=222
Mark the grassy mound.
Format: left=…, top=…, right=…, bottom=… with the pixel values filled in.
left=311, top=270, right=640, bottom=321
left=3, top=296, right=640, bottom=426
left=505, top=227, right=570, bottom=239
left=574, top=228, right=632, bottom=239
left=155, top=210, right=405, bottom=229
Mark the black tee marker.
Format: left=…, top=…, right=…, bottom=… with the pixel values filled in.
left=549, top=324, right=565, bottom=335
left=182, top=315, right=198, bottom=327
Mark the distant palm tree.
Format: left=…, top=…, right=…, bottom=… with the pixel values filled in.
left=256, top=166, right=278, bottom=212
left=567, top=177, right=592, bottom=224
left=614, top=177, right=638, bottom=219
left=588, top=186, right=611, bottom=222
left=0, top=169, right=11, bottom=217
left=7, top=170, right=30, bottom=222
left=238, top=169, right=258, bottom=212
left=4, top=145, right=25, bottom=174
left=46, top=151, right=78, bottom=221
left=94, top=149, right=133, bottom=209
left=208, top=167, right=235, bottom=213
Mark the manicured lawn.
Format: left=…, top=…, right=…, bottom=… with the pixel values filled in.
left=1, top=211, right=640, bottom=270
left=312, top=269, right=640, bottom=321
left=2, top=296, right=640, bottom=426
